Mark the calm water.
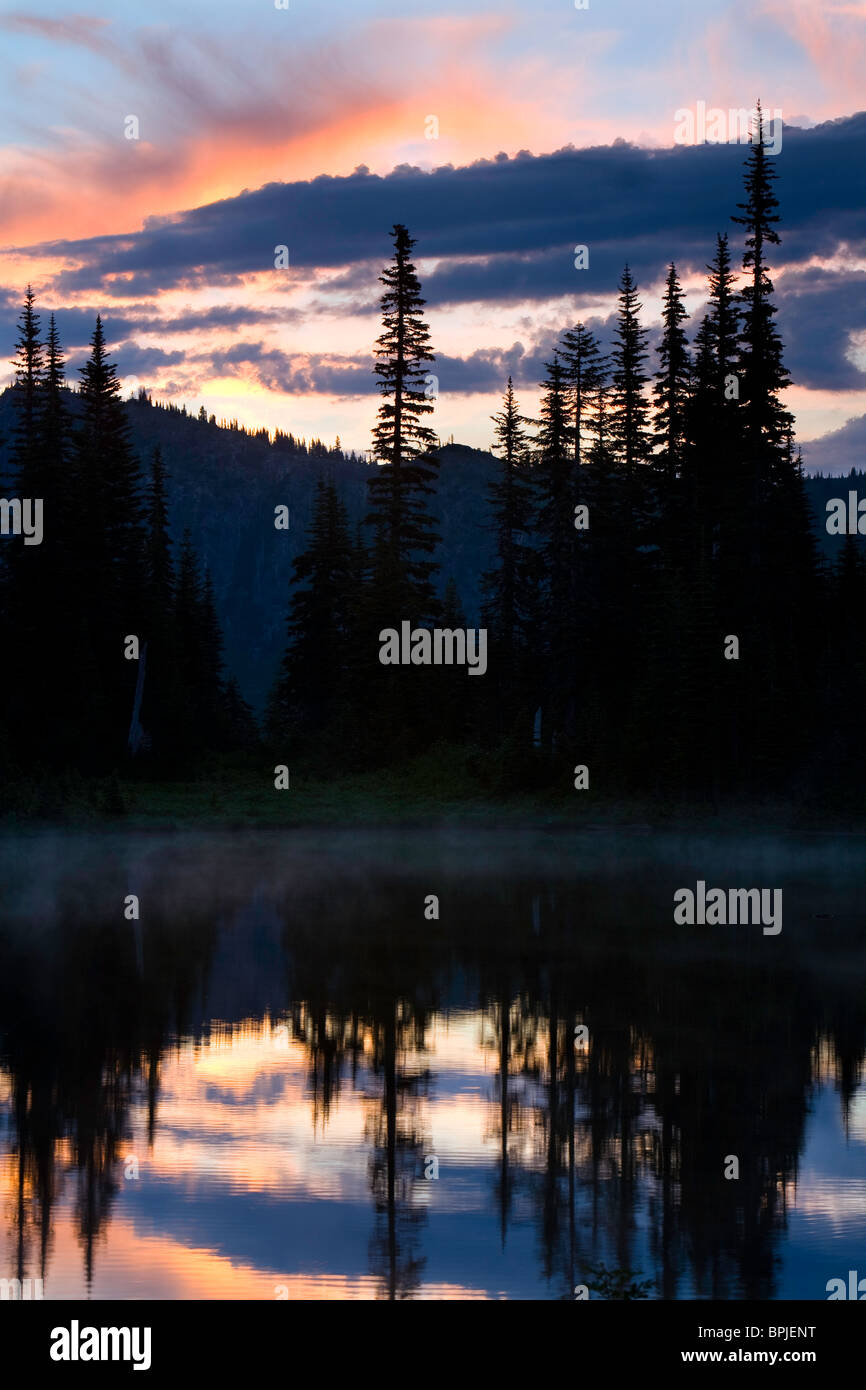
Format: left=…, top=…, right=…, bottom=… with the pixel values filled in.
left=0, top=827, right=864, bottom=1301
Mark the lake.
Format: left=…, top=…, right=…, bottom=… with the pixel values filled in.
left=0, top=827, right=863, bottom=1300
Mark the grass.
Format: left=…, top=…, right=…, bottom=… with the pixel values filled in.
left=119, top=762, right=569, bottom=828
left=1, top=744, right=863, bottom=833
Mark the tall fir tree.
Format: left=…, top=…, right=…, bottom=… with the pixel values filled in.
left=482, top=383, right=535, bottom=650
left=684, top=234, right=741, bottom=575
left=583, top=269, right=653, bottom=782
left=70, top=317, right=145, bottom=764
left=726, top=108, right=806, bottom=788
left=2, top=299, right=78, bottom=763
left=10, top=285, right=45, bottom=493
left=1, top=289, right=45, bottom=759
left=366, top=224, right=440, bottom=624
left=533, top=355, right=578, bottom=749
left=652, top=263, right=691, bottom=488
left=732, top=101, right=793, bottom=473
left=651, top=262, right=691, bottom=572
left=42, top=314, right=70, bottom=528
left=74, top=316, right=145, bottom=616
left=697, top=234, right=739, bottom=403
left=559, top=323, right=606, bottom=470
left=610, top=265, right=652, bottom=475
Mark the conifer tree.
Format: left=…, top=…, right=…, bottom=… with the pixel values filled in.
left=610, top=265, right=651, bottom=475
left=650, top=262, right=691, bottom=572
left=34, top=315, right=74, bottom=752
left=70, top=317, right=145, bottom=762
left=652, top=263, right=690, bottom=488
left=697, top=234, right=739, bottom=403
left=724, top=115, right=807, bottom=789
left=42, top=314, right=69, bottom=502
left=682, top=235, right=742, bottom=580
left=481, top=378, right=536, bottom=741
left=269, top=478, right=354, bottom=749
left=482, top=379, right=534, bottom=660
left=559, top=323, right=605, bottom=469
left=1, top=289, right=46, bottom=756
left=582, top=271, right=653, bottom=778
left=366, top=224, right=439, bottom=623
left=10, top=285, right=45, bottom=493
left=533, top=355, right=577, bottom=747
left=732, top=101, right=793, bottom=470
left=74, top=316, right=144, bottom=617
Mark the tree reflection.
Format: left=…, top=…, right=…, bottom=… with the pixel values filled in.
left=0, top=837, right=863, bottom=1299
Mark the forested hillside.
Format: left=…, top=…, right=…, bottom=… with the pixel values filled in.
left=0, top=389, right=496, bottom=711
left=1, top=386, right=859, bottom=717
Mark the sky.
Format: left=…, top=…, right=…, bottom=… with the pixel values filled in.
left=0, top=0, right=864, bottom=460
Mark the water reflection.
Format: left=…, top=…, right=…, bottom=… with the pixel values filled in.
left=0, top=829, right=864, bottom=1300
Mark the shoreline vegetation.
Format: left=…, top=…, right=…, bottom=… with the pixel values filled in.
left=1, top=755, right=863, bottom=834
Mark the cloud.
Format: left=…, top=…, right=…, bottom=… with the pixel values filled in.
left=112, top=341, right=186, bottom=375
left=0, top=10, right=534, bottom=246
left=779, top=268, right=866, bottom=390
left=2, top=113, right=865, bottom=441
left=801, top=411, right=866, bottom=473
left=21, top=114, right=866, bottom=305
left=180, top=336, right=598, bottom=400
left=1, top=12, right=117, bottom=60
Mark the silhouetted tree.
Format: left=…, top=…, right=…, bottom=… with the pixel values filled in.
left=560, top=322, right=606, bottom=469
left=269, top=477, right=354, bottom=752
left=481, top=378, right=536, bottom=736
left=652, top=263, right=691, bottom=490
left=732, top=101, right=793, bottom=471
left=610, top=266, right=651, bottom=476
left=366, top=224, right=440, bottom=625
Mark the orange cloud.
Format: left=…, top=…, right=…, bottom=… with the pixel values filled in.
left=0, top=11, right=546, bottom=248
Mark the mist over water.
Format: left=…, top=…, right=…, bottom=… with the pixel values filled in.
left=0, top=828, right=863, bottom=1300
